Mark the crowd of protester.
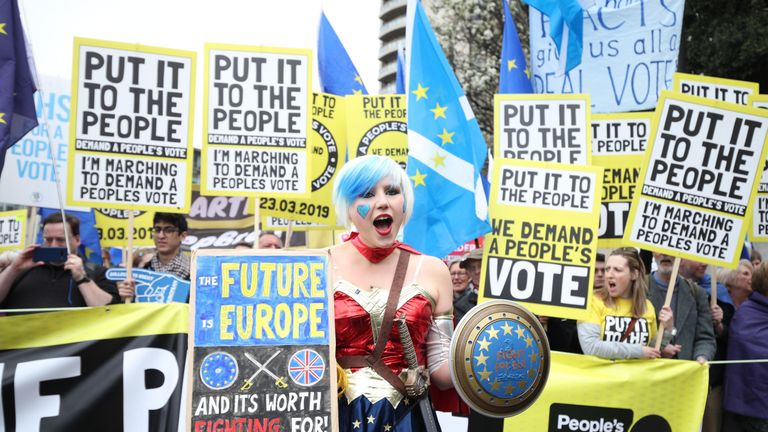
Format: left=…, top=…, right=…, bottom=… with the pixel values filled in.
left=445, top=245, right=767, bottom=432
left=2, top=210, right=767, bottom=431
left=0, top=212, right=285, bottom=307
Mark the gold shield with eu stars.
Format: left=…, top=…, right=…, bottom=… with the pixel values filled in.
left=450, top=299, right=550, bottom=417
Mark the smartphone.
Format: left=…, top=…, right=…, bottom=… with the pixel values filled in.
left=33, top=247, right=69, bottom=263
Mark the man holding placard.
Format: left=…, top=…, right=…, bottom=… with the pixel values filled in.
left=118, top=212, right=190, bottom=301
left=0, top=213, right=119, bottom=310
left=648, top=252, right=716, bottom=363
left=144, top=213, right=190, bottom=279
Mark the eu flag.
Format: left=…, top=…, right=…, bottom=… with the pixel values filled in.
left=499, top=0, right=533, bottom=93
left=317, top=11, right=368, bottom=96
left=523, top=0, right=590, bottom=74
left=403, top=1, right=492, bottom=258
left=395, top=46, right=406, bottom=94
left=0, top=0, right=38, bottom=178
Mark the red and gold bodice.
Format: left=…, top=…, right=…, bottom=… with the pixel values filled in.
left=334, top=279, right=435, bottom=406
left=334, top=280, right=435, bottom=372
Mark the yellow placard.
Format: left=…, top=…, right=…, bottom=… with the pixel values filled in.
left=0, top=209, right=26, bottom=251
left=201, top=44, right=312, bottom=199
left=494, top=93, right=592, bottom=165
left=259, top=93, right=345, bottom=224
left=749, top=94, right=768, bottom=241
left=673, top=72, right=760, bottom=105
left=67, top=38, right=196, bottom=212
left=504, top=352, right=708, bottom=431
left=345, top=94, right=407, bottom=167
left=480, top=159, right=603, bottom=320
left=592, top=112, right=653, bottom=249
left=624, top=90, right=768, bottom=268
left=261, top=216, right=340, bottom=232
left=94, top=208, right=155, bottom=248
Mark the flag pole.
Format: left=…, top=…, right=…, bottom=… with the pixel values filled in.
left=285, top=221, right=294, bottom=248
left=17, top=8, right=72, bottom=254
left=654, top=257, right=681, bottom=350
left=124, top=210, right=134, bottom=304
left=710, top=266, right=718, bottom=308
left=253, top=194, right=260, bottom=248
left=25, top=206, right=38, bottom=247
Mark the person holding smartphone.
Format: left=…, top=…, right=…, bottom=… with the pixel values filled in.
left=0, top=213, right=119, bottom=311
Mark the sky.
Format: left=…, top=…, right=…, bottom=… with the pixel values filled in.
left=18, top=0, right=382, bottom=93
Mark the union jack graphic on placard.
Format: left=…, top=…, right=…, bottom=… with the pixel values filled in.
left=288, top=349, right=325, bottom=386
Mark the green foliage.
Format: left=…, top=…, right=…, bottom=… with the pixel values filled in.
left=427, top=0, right=529, bottom=144
left=425, top=0, right=766, bottom=148
left=680, top=0, right=768, bottom=89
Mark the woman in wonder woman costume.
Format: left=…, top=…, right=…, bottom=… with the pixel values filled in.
left=330, top=155, right=454, bottom=432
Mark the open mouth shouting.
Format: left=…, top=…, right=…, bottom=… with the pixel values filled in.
left=373, top=214, right=393, bottom=236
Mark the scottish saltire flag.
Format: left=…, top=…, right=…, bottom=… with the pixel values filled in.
left=39, top=208, right=103, bottom=265
left=403, top=1, right=492, bottom=258
left=523, top=0, right=593, bottom=74
left=395, top=46, right=406, bottom=94
left=499, top=0, right=533, bottom=93
left=0, top=0, right=38, bottom=178
left=317, top=11, right=368, bottom=96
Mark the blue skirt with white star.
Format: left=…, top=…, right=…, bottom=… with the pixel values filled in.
left=338, top=395, right=442, bottom=432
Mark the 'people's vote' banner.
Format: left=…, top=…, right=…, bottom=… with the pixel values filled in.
left=67, top=38, right=196, bottom=212
left=202, top=45, right=312, bottom=198
left=625, top=91, right=768, bottom=267
left=0, top=209, right=25, bottom=251
left=592, top=113, right=652, bottom=248
left=0, top=77, right=87, bottom=210
left=346, top=94, right=407, bottom=168
left=749, top=94, right=768, bottom=241
left=480, top=159, right=602, bottom=320
left=674, top=73, right=759, bottom=105
left=259, top=93, right=346, bottom=226
left=495, top=94, right=591, bottom=165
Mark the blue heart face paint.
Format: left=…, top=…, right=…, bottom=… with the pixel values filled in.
left=356, top=204, right=371, bottom=219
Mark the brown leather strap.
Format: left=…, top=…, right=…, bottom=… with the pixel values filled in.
left=338, top=250, right=411, bottom=396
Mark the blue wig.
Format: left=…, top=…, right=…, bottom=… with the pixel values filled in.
left=332, top=155, right=414, bottom=227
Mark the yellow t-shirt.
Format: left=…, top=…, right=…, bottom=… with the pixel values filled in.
left=585, top=297, right=658, bottom=346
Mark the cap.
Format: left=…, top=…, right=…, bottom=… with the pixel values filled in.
left=459, top=248, right=483, bottom=268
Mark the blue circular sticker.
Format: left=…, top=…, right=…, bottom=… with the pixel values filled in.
left=472, top=319, right=542, bottom=399
left=200, top=351, right=238, bottom=390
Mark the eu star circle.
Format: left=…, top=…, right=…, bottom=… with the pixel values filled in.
left=450, top=300, right=550, bottom=417
left=200, top=351, right=239, bottom=390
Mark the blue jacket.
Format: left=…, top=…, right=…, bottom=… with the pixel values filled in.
left=724, top=291, right=768, bottom=418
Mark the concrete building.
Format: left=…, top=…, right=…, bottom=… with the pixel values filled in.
left=378, top=0, right=407, bottom=93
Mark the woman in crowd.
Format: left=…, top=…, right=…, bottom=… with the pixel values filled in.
left=578, top=248, right=673, bottom=359
left=720, top=260, right=754, bottom=309
left=448, top=260, right=469, bottom=299
left=724, top=261, right=768, bottom=431
left=330, top=155, right=453, bottom=432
